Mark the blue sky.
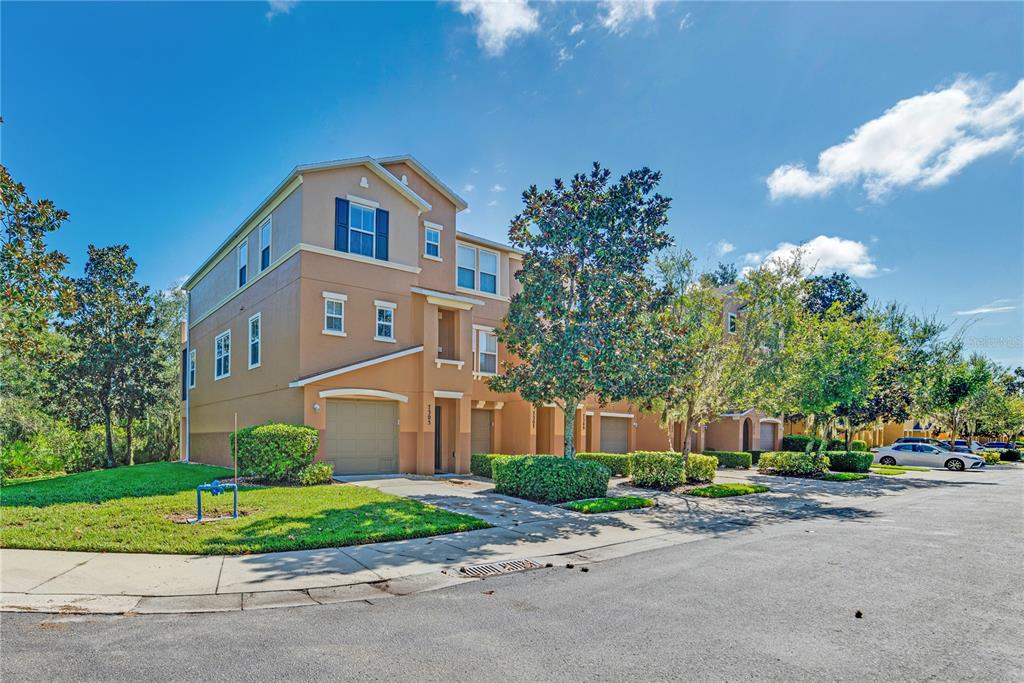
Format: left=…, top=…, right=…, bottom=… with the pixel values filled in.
left=2, top=1, right=1022, bottom=365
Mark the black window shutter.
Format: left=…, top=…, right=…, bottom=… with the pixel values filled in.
left=375, top=208, right=389, bottom=261
left=181, top=348, right=188, bottom=400
left=334, top=198, right=350, bottom=252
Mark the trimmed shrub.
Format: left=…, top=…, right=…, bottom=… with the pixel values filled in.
left=576, top=452, right=633, bottom=477
left=826, top=450, right=873, bottom=473
left=781, top=434, right=817, bottom=452
left=232, top=423, right=319, bottom=482
left=704, top=450, right=751, bottom=469
left=825, top=438, right=846, bottom=451
left=492, top=455, right=609, bottom=504
left=630, top=451, right=685, bottom=490
left=981, top=451, right=1001, bottom=466
left=850, top=440, right=869, bottom=452
left=470, top=453, right=545, bottom=479
left=296, top=462, right=334, bottom=486
left=1000, top=449, right=1021, bottom=462
left=758, top=451, right=829, bottom=476
left=686, top=453, right=718, bottom=483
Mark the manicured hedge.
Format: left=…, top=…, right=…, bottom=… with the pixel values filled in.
left=850, top=440, right=869, bottom=452
left=492, top=455, right=610, bottom=504
left=686, top=453, right=718, bottom=483
left=631, top=451, right=685, bottom=490
left=232, top=423, right=319, bottom=482
left=981, top=451, right=1002, bottom=466
left=471, top=453, right=521, bottom=479
left=576, top=452, right=633, bottom=477
left=757, top=451, right=829, bottom=476
left=826, top=450, right=874, bottom=473
left=1000, top=449, right=1021, bottom=462
left=781, top=434, right=816, bottom=452
left=703, top=450, right=751, bottom=469
left=296, top=462, right=334, bottom=486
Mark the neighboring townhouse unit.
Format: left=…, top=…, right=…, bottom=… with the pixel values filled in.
left=180, top=155, right=779, bottom=475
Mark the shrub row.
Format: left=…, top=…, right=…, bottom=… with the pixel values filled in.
left=576, top=452, right=633, bottom=477
left=780, top=434, right=855, bottom=452
left=687, top=453, right=718, bottom=483
left=232, top=423, right=320, bottom=482
left=1000, top=449, right=1021, bottom=462
left=492, top=456, right=610, bottom=504
left=470, top=453, right=551, bottom=478
left=825, top=450, right=874, bottom=473
left=757, top=451, right=830, bottom=476
left=630, top=451, right=685, bottom=490
left=703, top=450, right=752, bottom=469
left=980, top=451, right=1002, bottom=466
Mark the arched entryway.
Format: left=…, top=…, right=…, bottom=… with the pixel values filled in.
left=742, top=418, right=753, bottom=451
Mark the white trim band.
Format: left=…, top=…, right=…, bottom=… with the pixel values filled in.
left=319, top=388, right=409, bottom=403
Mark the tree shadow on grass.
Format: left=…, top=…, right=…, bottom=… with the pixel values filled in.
left=0, top=462, right=236, bottom=508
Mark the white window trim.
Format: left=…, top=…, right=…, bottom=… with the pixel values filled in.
left=214, top=330, right=231, bottom=380
left=259, top=220, right=272, bottom=272
left=349, top=201, right=377, bottom=258
left=475, top=328, right=498, bottom=377
left=236, top=240, right=248, bottom=289
left=374, top=303, right=396, bottom=343
left=188, top=349, right=196, bottom=389
left=248, top=313, right=261, bottom=370
left=455, top=242, right=500, bottom=296
left=346, top=194, right=380, bottom=209
left=727, top=312, right=738, bottom=335
left=323, top=293, right=347, bottom=337
left=424, top=224, right=442, bottom=261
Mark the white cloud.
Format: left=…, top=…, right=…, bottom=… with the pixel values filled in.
left=715, top=240, right=735, bottom=256
left=557, top=47, right=573, bottom=64
left=575, top=39, right=586, bottom=49
left=743, top=235, right=880, bottom=278
left=457, top=0, right=540, bottom=56
left=492, top=183, right=506, bottom=192
left=569, top=22, right=584, bottom=35
left=955, top=299, right=1019, bottom=316
left=767, top=77, right=1024, bottom=202
left=265, top=0, right=297, bottom=21
left=599, top=0, right=657, bottom=34
left=462, top=183, right=476, bottom=193
left=678, top=12, right=693, bottom=30
left=487, top=199, right=499, bottom=207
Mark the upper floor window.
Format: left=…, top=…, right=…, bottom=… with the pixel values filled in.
left=425, top=225, right=441, bottom=259
left=323, top=292, right=347, bottom=336
left=237, top=241, right=248, bottom=288
left=375, top=301, right=396, bottom=342
left=727, top=312, right=738, bottom=335
left=188, top=349, right=196, bottom=389
left=248, top=313, right=261, bottom=369
left=457, top=244, right=499, bottom=295
left=259, top=220, right=271, bottom=271
left=349, top=204, right=376, bottom=258
left=214, top=330, right=231, bottom=380
left=478, top=329, right=497, bottom=375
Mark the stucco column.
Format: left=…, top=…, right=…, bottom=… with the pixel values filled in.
left=589, top=413, right=601, bottom=453
left=492, top=407, right=503, bottom=453
left=552, top=408, right=566, bottom=456
left=627, top=414, right=638, bottom=453
left=418, top=392, right=435, bottom=475
left=455, top=396, right=471, bottom=473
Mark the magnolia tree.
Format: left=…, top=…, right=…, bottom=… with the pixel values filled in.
left=640, top=252, right=804, bottom=454
left=489, top=163, right=673, bottom=459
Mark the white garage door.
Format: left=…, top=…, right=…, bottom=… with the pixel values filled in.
left=758, top=422, right=776, bottom=451
left=325, top=399, right=399, bottom=474
left=600, top=416, right=629, bottom=454
left=471, top=409, right=492, bottom=454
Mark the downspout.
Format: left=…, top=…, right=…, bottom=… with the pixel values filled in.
left=185, top=289, right=191, bottom=463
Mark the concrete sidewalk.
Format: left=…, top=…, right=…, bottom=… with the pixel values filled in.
left=2, top=466, right=1010, bottom=615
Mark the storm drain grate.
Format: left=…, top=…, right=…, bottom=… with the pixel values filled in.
left=460, top=559, right=542, bottom=578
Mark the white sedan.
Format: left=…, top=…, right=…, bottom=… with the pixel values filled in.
left=874, top=443, right=986, bottom=471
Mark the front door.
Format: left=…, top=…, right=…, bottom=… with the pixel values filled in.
left=434, top=405, right=442, bottom=471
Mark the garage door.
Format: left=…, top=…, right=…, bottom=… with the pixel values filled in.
left=325, top=399, right=399, bottom=474
left=471, top=409, right=492, bottom=454
left=758, top=422, right=776, bottom=451
left=600, top=416, right=629, bottom=453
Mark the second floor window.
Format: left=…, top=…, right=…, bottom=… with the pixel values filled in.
left=478, top=330, right=497, bottom=374
left=324, top=296, right=346, bottom=334
left=425, top=227, right=441, bottom=258
left=727, top=312, right=738, bottom=335
left=214, top=330, right=231, bottom=380
left=457, top=244, right=499, bottom=295
left=248, top=313, right=261, bottom=369
left=237, top=241, right=247, bottom=288
left=375, top=303, right=395, bottom=341
left=259, top=220, right=271, bottom=271
left=188, top=349, right=196, bottom=389
left=349, top=204, right=376, bottom=257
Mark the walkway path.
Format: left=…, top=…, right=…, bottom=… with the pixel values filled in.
left=2, top=466, right=1010, bottom=615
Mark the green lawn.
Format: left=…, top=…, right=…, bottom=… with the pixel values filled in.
left=823, top=472, right=868, bottom=482
left=686, top=483, right=770, bottom=498
left=562, top=496, right=654, bottom=513
left=0, top=462, right=489, bottom=555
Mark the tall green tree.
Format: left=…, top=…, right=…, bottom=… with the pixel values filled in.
left=805, top=272, right=868, bottom=320
left=916, top=348, right=992, bottom=448
left=489, top=163, right=673, bottom=458
left=54, top=245, right=159, bottom=467
left=0, top=159, right=75, bottom=355
left=133, top=286, right=188, bottom=460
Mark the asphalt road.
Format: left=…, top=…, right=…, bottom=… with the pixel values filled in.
left=3, top=467, right=1022, bottom=682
